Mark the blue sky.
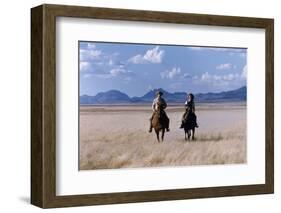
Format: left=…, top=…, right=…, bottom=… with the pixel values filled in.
left=79, top=42, right=247, bottom=97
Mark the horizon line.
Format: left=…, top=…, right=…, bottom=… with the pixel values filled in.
left=80, top=85, right=247, bottom=98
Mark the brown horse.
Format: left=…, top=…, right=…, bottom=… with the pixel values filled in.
left=183, top=112, right=197, bottom=141
left=151, top=110, right=169, bottom=142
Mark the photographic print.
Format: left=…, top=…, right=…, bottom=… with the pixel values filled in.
left=79, top=42, right=247, bottom=170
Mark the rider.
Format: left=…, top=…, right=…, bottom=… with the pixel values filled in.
left=180, top=93, right=199, bottom=128
left=149, top=91, right=170, bottom=133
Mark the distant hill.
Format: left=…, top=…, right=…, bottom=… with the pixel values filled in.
left=80, top=90, right=131, bottom=104
left=80, top=86, right=246, bottom=104
left=196, top=86, right=247, bottom=102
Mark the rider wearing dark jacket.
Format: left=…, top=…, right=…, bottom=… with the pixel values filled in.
left=180, top=93, right=199, bottom=128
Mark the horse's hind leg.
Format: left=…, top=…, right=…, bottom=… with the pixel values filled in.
left=184, top=131, right=187, bottom=141
left=161, top=129, right=165, bottom=142
left=192, top=128, right=195, bottom=140
left=188, top=130, right=191, bottom=140
left=155, top=130, right=160, bottom=142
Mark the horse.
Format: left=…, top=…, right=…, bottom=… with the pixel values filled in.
left=151, top=110, right=169, bottom=142
left=182, top=112, right=197, bottom=141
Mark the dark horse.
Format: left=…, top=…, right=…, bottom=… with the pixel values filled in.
left=183, top=113, right=197, bottom=140
left=151, top=110, right=169, bottom=142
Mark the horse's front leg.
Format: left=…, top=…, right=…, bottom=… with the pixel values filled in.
left=188, top=130, right=191, bottom=140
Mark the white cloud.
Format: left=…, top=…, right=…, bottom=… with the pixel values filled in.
left=198, top=70, right=246, bottom=90
left=143, top=46, right=165, bottom=63
left=128, top=46, right=164, bottom=64
left=128, top=54, right=143, bottom=64
left=201, top=71, right=241, bottom=82
left=160, top=67, right=193, bottom=80
left=104, top=52, right=120, bottom=66
left=80, top=49, right=102, bottom=61
left=79, top=43, right=123, bottom=78
left=160, top=67, right=181, bottom=79
left=199, top=72, right=228, bottom=88
left=216, top=63, right=233, bottom=70
left=93, top=67, right=133, bottom=79
left=87, top=43, right=96, bottom=49
left=201, top=72, right=212, bottom=81
left=206, top=65, right=247, bottom=83
left=79, top=61, right=105, bottom=72
left=79, top=43, right=133, bottom=81
left=80, top=62, right=133, bottom=79
left=80, top=61, right=90, bottom=72
left=222, top=73, right=239, bottom=81
left=80, top=43, right=118, bottom=64
left=109, top=68, right=128, bottom=76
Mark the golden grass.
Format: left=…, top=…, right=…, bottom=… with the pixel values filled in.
left=79, top=104, right=246, bottom=170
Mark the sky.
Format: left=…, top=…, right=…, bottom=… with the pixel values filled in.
left=79, top=41, right=247, bottom=97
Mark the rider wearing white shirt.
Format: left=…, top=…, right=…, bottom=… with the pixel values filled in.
left=149, top=91, right=170, bottom=132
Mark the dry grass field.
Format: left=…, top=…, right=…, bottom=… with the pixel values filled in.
left=79, top=103, right=246, bottom=170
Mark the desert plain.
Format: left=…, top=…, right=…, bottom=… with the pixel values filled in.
left=79, top=103, right=246, bottom=170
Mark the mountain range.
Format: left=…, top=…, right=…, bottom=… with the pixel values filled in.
left=80, top=86, right=246, bottom=104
